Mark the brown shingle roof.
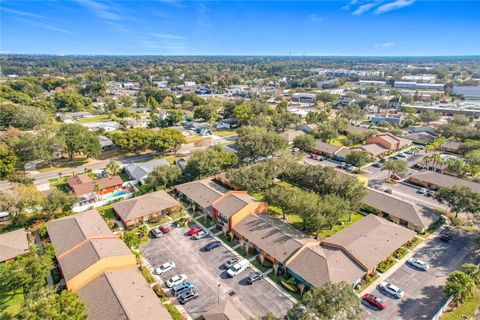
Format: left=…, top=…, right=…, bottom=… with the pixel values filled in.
left=175, top=179, right=227, bottom=209
left=0, top=228, right=29, bottom=262
left=234, top=214, right=312, bottom=264
left=362, top=189, right=440, bottom=229
left=281, top=130, right=305, bottom=143
left=410, top=171, right=480, bottom=193
left=311, top=141, right=342, bottom=156
left=47, top=209, right=113, bottom=256
left=112, top=190, right=180, bottom=223
left=212, top=192, right=257, bottom=219
left=322, top=214, right=415, bottom=270
left=359, top=143, right=388, bottom=157
left=203, top=300, right=247, bottom=320
left=59, top=238, right=132, bottom=282
left=77, top=268, right=172, bottom=320
left=287, top=245, right=366, bottom=287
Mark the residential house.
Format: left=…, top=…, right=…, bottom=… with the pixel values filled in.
left=58, top=112, right=93, bottom=123
left=370, top=115, right=402, bottom=125
left=126, top=117, right=149, bottom=128
left=47, top=209, right=171, bottom=320
left=211, top=191, right=267, bottom=231
left=405, top=126, right=437, bottom=136
left=388, top=97, right=402, bottom=109
left=99, top=135, right=114, bottom=151
left=291, top=93, right=316, bottom=103
left=320, top=214, right=415, bottom=274
left=334, top=96, right=356, bottom=108
left=408, top=171, right=480, bottom=193
left=112, top=190, right=180, bottom=227
left=186, top=121, right=210, bottom=131
left=67, top=174, right=124, bottom=207
left=296, top=123, right=318, bottom=134
left=310, top=141, right=343, bottom=157
left=0, top=229, right=29, bottom=263
left=281, top=130, right=305, bottom=144
left=82, top=121, right=120, bottom=132
left=366, top=133, right=411, bottom=152
left=440, top=139, right=462, bottom=154
left=215, top=118, right=239, bottom=129
left=124, top=159, right=169, bottom=184
left=404, top=132, right=436, bottom=145
left=233, top=213, right=315, bottom=268
left=175, top=179, right=228, bottom=215
left=362, top=189, right=440, bottom=233
left=203, top=300, right=247, bottom=320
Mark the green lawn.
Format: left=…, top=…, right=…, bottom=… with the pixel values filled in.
left=39, top=158, right=88, bottom=173
left=118, top=172, right=130, bottom=182
left=76, top=114, right=112, bottom=123
left=213, top=128, right=237, bottom=138
left=49, top=177, right=69, bottom=192
left=328, top=135, right=347, bottom=146
left=441, top=292, right=480, bottom=320
left=0, top=288, right=24, bottom=319
left=98, top=204, right=116, bottom=220
left=286, top=212, right=365, bottom=239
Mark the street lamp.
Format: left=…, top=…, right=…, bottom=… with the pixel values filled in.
left=217, top=283, right=221, bottom=305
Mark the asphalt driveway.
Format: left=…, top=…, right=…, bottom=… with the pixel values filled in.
left=140, top=225, right=294, bottom=319
left=362, top=227, right=480, bottom=320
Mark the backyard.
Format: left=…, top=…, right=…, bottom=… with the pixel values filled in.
left=0, top=287, right=23, bottom=319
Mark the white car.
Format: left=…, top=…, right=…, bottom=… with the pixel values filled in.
left=194, top=230, right=209, bottom=240
left=227, top=259, right=249, bottom=277
left=166, top=274, right=187, bottom=288
left=378, top=281, right=404, bottom=298
left=417, top=188, right=427, bottom=194
left=407, top=258, right=429, bottom=271
left=155, top=261, right=175, bottom=275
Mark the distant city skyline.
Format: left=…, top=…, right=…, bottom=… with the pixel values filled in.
left=1, top=0, right=479, bottom=56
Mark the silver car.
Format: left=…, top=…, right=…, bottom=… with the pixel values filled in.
left=407, top=258, right=429, bottom=271
left=378, top=281, right=404, bottom=298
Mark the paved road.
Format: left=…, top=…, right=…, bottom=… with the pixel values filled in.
left=362, top=228, right=480, bottom=320
left=30, top=152, right=159, bottom=186
left=141, top=226, right=293, bottom=319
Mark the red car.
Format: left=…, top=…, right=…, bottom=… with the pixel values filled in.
left=159, top=225, right=170, bottom=234
left=390, top=173, right=400, bottom=180
left=363, top=293, right=386, bottom=310
left=187, top=227, right=202, bottom=236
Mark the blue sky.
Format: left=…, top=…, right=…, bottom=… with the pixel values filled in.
left=1, top=0, right=479, bottom=56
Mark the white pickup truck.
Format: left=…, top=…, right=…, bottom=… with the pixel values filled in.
left=227, top=259, right=249, bottom=277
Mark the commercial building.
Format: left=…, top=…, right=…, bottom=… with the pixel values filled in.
left=408, top=171, right=480, bottom=193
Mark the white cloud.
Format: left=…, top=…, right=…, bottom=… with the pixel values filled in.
left=152, top=33, right=187, bottom=40
left=1, top=7, right=47, bottom=19
left=374, top=0, right=416, bottom=14
left=374, top=42, right=395, bottom=48
left=352, top=1, right=381, bottom=15
left=75, top=0, right=121, bottom=21
left=309, top=14, right=324, bottom=22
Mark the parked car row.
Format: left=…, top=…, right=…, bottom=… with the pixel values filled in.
left=151, top=225, right=171, bottom=238
left=363, top=258, right=430, bottom=311
left=155, top=260, right=199, bottom=305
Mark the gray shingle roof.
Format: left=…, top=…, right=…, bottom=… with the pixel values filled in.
left=410, top=171, right=480, bottom=193
left=322, top=214, right=415, bottom=270
left=175, top=179, right=227, bottom=209
left=212, top=192, right=257, bottom=219
left=362, top=189, right=440, bottom=229
left=124, top=159, right=169, bottom=181
left=112, top=190, right=180, bottom=223
left=0, top=228, right=29, bottom=262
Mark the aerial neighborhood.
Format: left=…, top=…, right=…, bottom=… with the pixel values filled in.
left=1, top=55, right=480, bottom=319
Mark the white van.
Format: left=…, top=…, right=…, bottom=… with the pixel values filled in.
left=227, top=259, right=249, bottom=277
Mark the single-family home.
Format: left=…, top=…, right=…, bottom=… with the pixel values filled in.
left=404, top=132, right=436, bottom=145
left=296, top=123, right=318, bottom=134
left=47, top=209, right=171, bottom=320
left=123, top=159, right=169, bottom=184
left=174, top=179, right=228, bottom=215
left=408, top=171, right=480, bottom=193
left=67, top=174, right=124, bottom=206
left=112, top=190, right=180, bottom=227
left=57, top=112, right=92, bottom=123
left=98, top=135, right=114, bottom=151
left=334, top=96, right=356, bottom=108
left=362, top=189, right=440, bottom=233
left=0, top=228, right=29, bottom=263
left=215, top=118, right=239, bottom=129
left=281, top=130, right=306, bottom=144
left=82, top=121, right=120, bottom=132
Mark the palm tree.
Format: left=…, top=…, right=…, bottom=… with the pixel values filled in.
left=470, top=165, right=480, bottom=177
left=411, top=147, right=420, bottom=156
left=446, top=159, right=456, bottom=173
left=423, top=155, right=432, bottom=169
left=431, top=153, right=443, bottom=172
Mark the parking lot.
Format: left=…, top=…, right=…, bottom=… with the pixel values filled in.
left=362, top=227, right=480, bottom=320
left=140, top=225, right=294, bottom=319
